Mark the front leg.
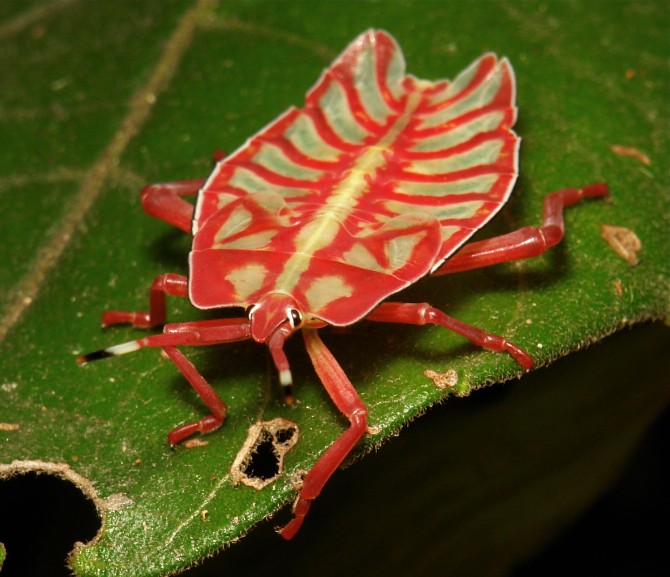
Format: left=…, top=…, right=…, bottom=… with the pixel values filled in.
left=366, top=302, right=534, bottom=369
left=278, top=328, right=368, bottom=540
left=103, top=273, right=188, bottom=328
left=162, top=345, right=228, bottom=445
left=78, top=318, right=254, bottom=444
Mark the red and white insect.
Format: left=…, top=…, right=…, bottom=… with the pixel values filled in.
left=78, top=30, right=607, bottom=539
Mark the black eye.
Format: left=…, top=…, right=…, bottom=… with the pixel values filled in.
left=289, top=309, right=302, bottom=327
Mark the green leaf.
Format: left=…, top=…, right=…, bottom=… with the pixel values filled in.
left=1, top=1, right=668, bottom=576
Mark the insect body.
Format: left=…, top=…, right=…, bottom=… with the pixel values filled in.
left=78, top=30, right=607, bottom=539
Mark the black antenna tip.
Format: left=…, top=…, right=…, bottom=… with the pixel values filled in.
left=76, top=349, right=113, bottom=364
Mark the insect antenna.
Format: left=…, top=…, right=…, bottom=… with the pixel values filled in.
left=76, top=340, right=142, bottom=364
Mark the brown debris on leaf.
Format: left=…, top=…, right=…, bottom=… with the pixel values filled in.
left=600, top=224, right=642, bottom=266
left=611, top=145, right=651, bottom=166
left=183, top=438, right=209, bottom=449
left=424, top=368, right=458, bottom=390
left=0, top=423, right=20, bottom=431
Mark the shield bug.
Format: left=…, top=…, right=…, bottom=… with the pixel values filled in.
left=78, top=30, right=607, bottom=538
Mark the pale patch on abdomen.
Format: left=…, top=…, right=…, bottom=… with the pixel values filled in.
left=226, top=264, right=269, bottom=301
left=304, top=275, right=354, bottom=312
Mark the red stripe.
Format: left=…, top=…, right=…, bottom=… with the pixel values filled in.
left=395, top=160, right=516, bottom=183
left=406, top=104, right=517, bottom=141
left=331, top=70, right=386, bottom=135
left=373, top=32, right=404, bottom=113
left=308, top=73, right=384, bottom=140
left=301, top=108, right=361, bottom=152
left=251, top=107, right=349, bottom=169
left=256, top=135, right=343, bottom=171
left=421, top=79, right=450, bottom=98
left=225, top=161, right=329, bottom=189
left=418, top=53, right=499, bottom=114
left=398, top=130, right=517, bottom=161
left=437, top=199, right=508, bottom=229
left=387, top=189, right=512, bottom=207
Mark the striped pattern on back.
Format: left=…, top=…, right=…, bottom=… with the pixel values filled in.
left=189, top=30, right=519, bottom=325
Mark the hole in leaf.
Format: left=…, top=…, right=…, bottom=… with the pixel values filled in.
left=241, top=430, right=280, bottom=481
left=274, top=426, right=296, bottom=445
left=0, top=472, right=100, bottom=576
left=231, top=418, right=300, bottom=490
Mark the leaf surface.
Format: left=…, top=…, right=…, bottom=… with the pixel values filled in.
left=0, top=1, right=668, bottom=576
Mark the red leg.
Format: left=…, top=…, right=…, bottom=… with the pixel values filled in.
left=366, top=302, right=534, bottom=369
left=162, top=345, right=228, bottom=445
left=140, top=179, right=205, bottom=233
left=79, top=317, right=253, bottom=361
left=103, top=273, right=188, bottom=328
left=102, top=178, right=203, bottom=326
left=278, top=328, right=368, bottom=540
left=79, top=318, right=254, bottom=443
left=434, top=183, right=608, bottom=275
left=102, top=177, right=201, bottom=327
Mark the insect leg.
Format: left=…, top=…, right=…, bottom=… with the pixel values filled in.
left=433, top=183, right=608, bottom=275
left=79, top=318, right=253, bottom=444
left=154, top=320, right=253, bottom=445
left=366, top=302, right=534, bottom=369
left=278, top=328, right=368, bottom=540
left=102, top=273, right=187, bottom=328
left=78, top=318, right=251, bottom=363
left=161, top=345, right=228, bottom=445
left=140, top=179, right=205, bottom=233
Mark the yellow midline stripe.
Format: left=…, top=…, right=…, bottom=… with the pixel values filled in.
left=274, top=90, right=424, bottom=294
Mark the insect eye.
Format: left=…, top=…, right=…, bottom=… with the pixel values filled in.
left=288, top=309, right=302, bottom=328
